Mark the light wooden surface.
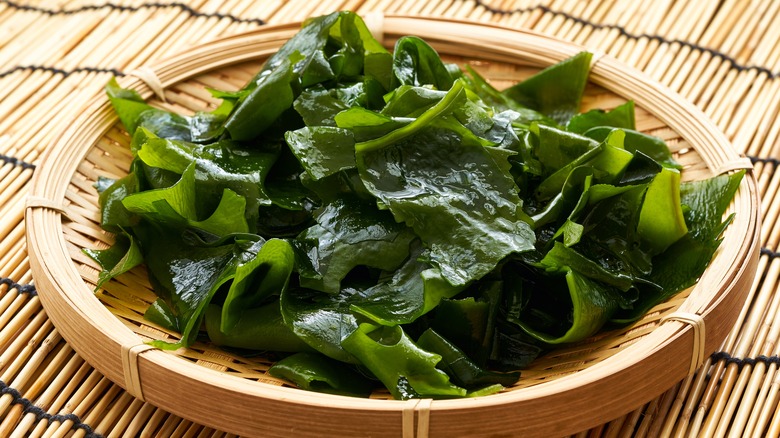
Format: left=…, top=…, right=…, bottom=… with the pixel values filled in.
left=1, top=1, right=779, bottom=436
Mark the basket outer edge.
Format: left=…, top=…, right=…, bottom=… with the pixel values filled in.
left=24, top=16, right=761, bottom=438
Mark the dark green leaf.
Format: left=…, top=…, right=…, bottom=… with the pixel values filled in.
left=617, top=149, right=663, bottom=186
left=490, top=331, right=542, bottom=371
left=355, top=80, right=469, bottom=153
left=380, top=85, right=444, bottom=117
left=267, top=352, right=374, bottom=397
left=106, top=79, right=227, bottom=142
left=428, top=282, right=501, bottom=366
left=349, top=244, right=464, bottom=325
left=462, top=65, right=557, bottom=128
left=503, top=52, right=592, bottom=125
left=144, top=298, right=179, bottom=332
left=224, top=59, right=295, bottom=141
left=529, top=166, right=594, bottom=228
left=335, top=107, right=412, bottom=142
left=392, top=36, right=455, bottom=90
left=105, top=77, right=152, bottom=135
left=293, top=83, right=366, bottom=127
left=205, top=303, right=312, bottom=352
left=584, top=127, right=682, bottom=170
left=417, top=328, right=519, bottom=388
left=579, top=185, right=653, bottom=277
left=136, top=110, right=227, bottom=143
left=220, top=239, right=295, bottom=332
left=681, top=170, right=745, bottom=240
left=535, top=147, right=606, bottom=201
left=566, top=101, right=635, bottom=133
left=280, top=286, right=361, bottom=363
left=225, top=12, right=391, bottom=140
left=537, top=241, right=634, bottom=291
left=636, top=167, right=688, bottom=255
left=358, top=120, right=535, bottom=286
left=83, top=231, right=144, bottom=289
left=285, top=127, right=356, bottom=181
left=294, top=196, right=415, bottom=293
left=510, top=268, right=622, bottom=344
left=122, top=163, right=249, bottom=236
left=611, top=171, right=745, bottom=323
left=135, top=136, right=280, bottom=228
left=341, top=324, right=466, bottom=399
left=143, top=230, right=248, bottom=350
left=247, top=12, right=342, bottom=86
left=532, top=123, right=600, bottom=176
left=96, top=169, right=140, bottom=233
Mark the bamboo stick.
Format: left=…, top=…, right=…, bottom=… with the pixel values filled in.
left=95, top=392, right=135, bottom=435
left=0, top=222, right=28, bottom=278
left=616, top=406, right=641, bottom=437
left=3, top=343, right=70, bottom=437
left=560, top=0, right=599, bottom=43
left=118, top=401, right=157, bottom=438
left=753, top=363, right=780, bottom=437
left=0, top=303, right=46, bottom=370
left=758, top=166, right=780, bottom=226
left=24, top=348, right=83, bottom=419
left=140, top=408, right=173, bottom=438
left=0, top=319, right=55, bottom=386
left=0, top=405, right=27, bottom=437
left=741, top=80, right=780, bottom=158
left=7, top=328, right=62, bottom=393
left=42, top=367, right=106, bottom=437
left=696, top=259, right=780, bottom=436
left=641, top=381, right=680, bottom=437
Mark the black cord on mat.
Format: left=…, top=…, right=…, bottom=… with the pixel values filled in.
left=1, top=0, right=266, bottom=24
left=0, top=65, right=124, bottom=80
left=711, top=352, right=780, bottom=370
left=748, top=155, right=780, bottom=167
left=0, top=277, right=37, bottom=296
left=0, top=380, right=103, bottom=437
left=0, top=153, right=36, bottom=170
left=760, top=248, right=780, bottom=260
left=0, top=0, right=778, bottom=79
left=471, top=0, right=779, bottom=79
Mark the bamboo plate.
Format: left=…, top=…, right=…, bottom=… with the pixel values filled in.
left=26, top=15, right=760, bottom=437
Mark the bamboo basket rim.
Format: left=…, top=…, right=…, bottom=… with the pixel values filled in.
left=25, top=15, right=761, bottom=437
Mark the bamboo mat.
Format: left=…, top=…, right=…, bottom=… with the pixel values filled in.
left=0, top=0, right=778, bottom=436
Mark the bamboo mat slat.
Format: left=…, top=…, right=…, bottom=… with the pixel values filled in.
left=0, top=0, right=778, bottom=436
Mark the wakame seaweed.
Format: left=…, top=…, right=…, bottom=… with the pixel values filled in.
left=87, top=11, right=745, bottom=400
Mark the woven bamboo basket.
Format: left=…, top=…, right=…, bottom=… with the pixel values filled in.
left=25, top=15, right=760, bottom=438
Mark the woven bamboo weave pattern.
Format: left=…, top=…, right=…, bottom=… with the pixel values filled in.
left=2, top=0, right=780, bottom=436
